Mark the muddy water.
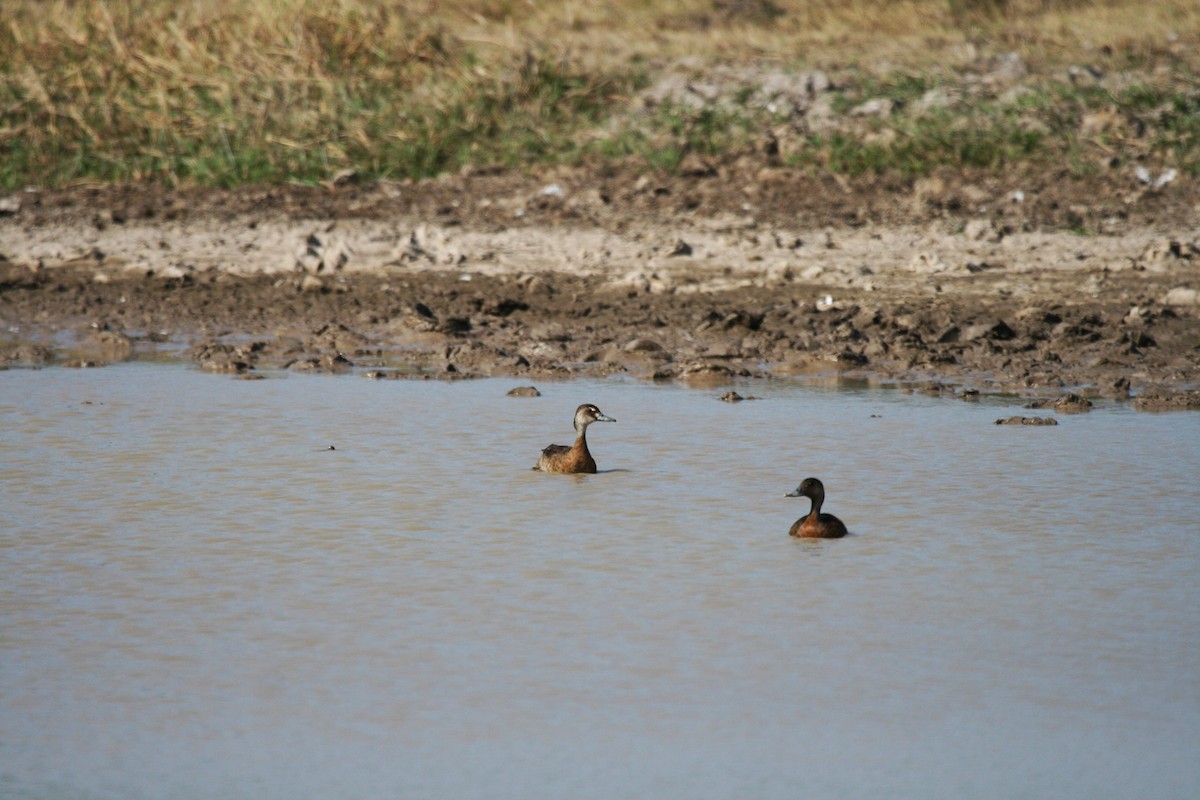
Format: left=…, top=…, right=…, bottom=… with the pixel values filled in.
left=2, top=365, right=1198, bottom=800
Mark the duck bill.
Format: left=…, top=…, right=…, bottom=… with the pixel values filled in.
left=596, top=414, right=616, bottom=423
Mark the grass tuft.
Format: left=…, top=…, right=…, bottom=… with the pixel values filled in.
left=1, top=0, right=1198, bottom=188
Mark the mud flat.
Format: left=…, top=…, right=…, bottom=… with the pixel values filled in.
left=2, top=166, right=1198, bottom=407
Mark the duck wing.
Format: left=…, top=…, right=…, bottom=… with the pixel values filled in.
left=534, top=442, right=575, bottom=471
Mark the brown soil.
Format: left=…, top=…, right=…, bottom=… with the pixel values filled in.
left=2, top=161, right=1198, bottom=407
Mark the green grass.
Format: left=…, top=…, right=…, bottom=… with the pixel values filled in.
left=788, top=69, right=1200, bottom=177
left=595, top=104, right=760, bottom=172
left=0, top=43, right=638, bottom=187
left=1, top=0, right=1198, bottom=188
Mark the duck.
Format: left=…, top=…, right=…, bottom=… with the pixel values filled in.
left=534, top=403, right=616, bottom=474
left=785, top=477, right=849, bottom=538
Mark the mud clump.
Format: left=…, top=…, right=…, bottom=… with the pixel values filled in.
left=1133, top=389, right=1200, bottom=412
left=0, top=164, right=1197, bottom=407
left=1025, top=393, right=1094, bottom=413
left=507, top=386, right=542, bottom=397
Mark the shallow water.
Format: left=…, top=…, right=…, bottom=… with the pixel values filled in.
left=2, top=365, right=1198, bottom=800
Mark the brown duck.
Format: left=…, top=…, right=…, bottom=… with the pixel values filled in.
left=786, top=477, right=849, bottom=538
left=534, top=403, right=616, bottom=474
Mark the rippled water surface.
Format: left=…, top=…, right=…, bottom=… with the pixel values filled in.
left=2, top=365, right=1198, bottom=800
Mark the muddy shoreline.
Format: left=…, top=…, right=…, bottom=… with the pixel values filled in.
left=2, top=166, right=1198, bottom=410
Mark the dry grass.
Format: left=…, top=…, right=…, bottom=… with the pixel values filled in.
left=1, top=0, right=1197, bottom=187
left=444, top=0, right=1199, bottom=72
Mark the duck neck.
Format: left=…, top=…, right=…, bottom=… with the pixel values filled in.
left=574, top=425, right=588, bottom=450
left=808, top=493, right=823, bottom=519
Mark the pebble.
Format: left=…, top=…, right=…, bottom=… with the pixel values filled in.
left=995, top=416, right=1058, bottom=426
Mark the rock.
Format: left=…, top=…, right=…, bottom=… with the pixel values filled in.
left=915, top=87, right=958, bottom=113
left=296, top=231, right=351, bottom=273
left=909, top=252, right=949, bottom=273
left=1139, top=240, right=1197, bottom=271
left=1106, top=376, right=1131, bottom=400
left=482, top=298, right=528, bottom=317
left=832, top=348, right=868, bottom=366
left=1054, top=393, right=1093, bottom=412
left=936, top=325, right=961, bottom=343
left=157, top=264, right=193, bottom=280
left=624, top=338, right=667, bottom=353
left=963, top=319, right=1016, bottom=342
left=995, top=416, right=1058, bottom=426
left=328, top=168, right=359, bottom=187
left=963, top=218, right=1000, bottom=242
left=913, top=176, right=947, bottom=204
left=83, top=330, right=134, bottom=363
left=705, top=342, right=741, bottom=358
left=1135, top=168, right=1177, bottom=190
left=850, top=98, right=895, bottom=117
left=678, top=153, right=717, bottom=177
left=286, top=353, right=353, bottom=373
left=679, top=362, right=735, bottom=385
left=1133, top=389, right=1200, bottom=411
left=200, top=356, right=249, bottom=374
left=1163, top=287, right=1198, bottom=305
left=666, top=239, right=693, bottom=257
left=1025, top=393, right=1093, bottom=412
left=0, top=340, right=54, bottom=365
left=506, top=386, right=541, bottom=397
left=983, top=52, right=1026, bottom=85
left=1068, top=64, right=1105, bottom=88
left=1123, top=306, right=1149, bottom=325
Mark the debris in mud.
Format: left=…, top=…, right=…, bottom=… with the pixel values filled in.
left=82, top=330, right=134, bottom=363
left=286, top=353, right=353, bottom=373
left=200, top=357, right=251, bottom=374
left=1, top=160, right=1198, bottom=403
left=1132, top=389, right=1200, bottom=412
left=296, top=230, right=352, bottom=274
left=666, top=239, right=693, bottom=257
left=0, top=340, right=54, bottom=366
left=678, top=362, right=739, bottom=385
left=1134, top=167, right=1177, bottom=190
left=1163, top=287, right=1199, bottom=306
left=995, top=416, right=1059, bottom=426
left=1025, top=393, right=1093, bottom=413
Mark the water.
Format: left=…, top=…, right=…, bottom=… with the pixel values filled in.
left=2, top=365, right=1198, bottom=800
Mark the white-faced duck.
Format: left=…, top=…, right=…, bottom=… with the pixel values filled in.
left=785, top=477, right=849, bottom=538
left=534, top=403, right=616, bottom=474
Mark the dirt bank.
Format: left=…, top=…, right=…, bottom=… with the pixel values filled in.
left=2, top=163, right=1198, bottom=408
